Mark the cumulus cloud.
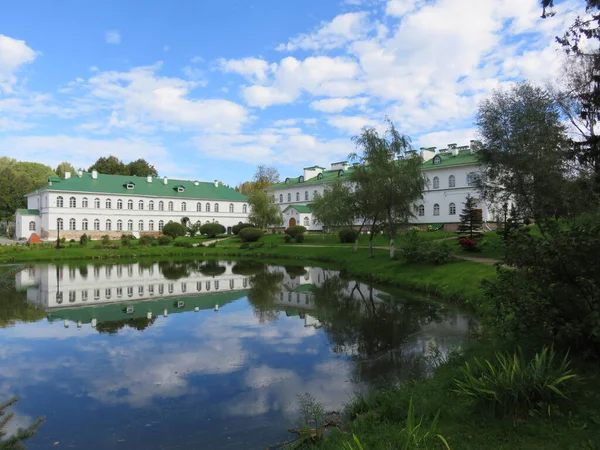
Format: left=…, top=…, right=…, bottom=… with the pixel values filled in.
left=0, top=34, right=38, bottom=93
left=310, top=96, right=369, bottom=113
left=105, top=30, right=121, bottom=44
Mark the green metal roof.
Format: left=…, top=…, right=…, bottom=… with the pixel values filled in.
left=424, top=149, right=478, bottom=168
left=16, top=209, right=40, bottom=216
left=29, top=172, right=248, bottom=201
left=293, top=284, right=315, bottom=293
left=268, top=168, right=354, bottom=189
left=283, top=204, right=313, bottom=214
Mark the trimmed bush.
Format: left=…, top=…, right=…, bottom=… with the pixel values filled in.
left=285, top=225, right=307, bottom=238
left=200, top=223, right=226, bottom=238
left=338, top=228, right=358, bottom=244
left=294, top=234, right=304, bottom=244
left=232, top=222, right=255, bottom=235
left=238, top=227, right=264, bottom=242
left=162, top=221, right=186, bottom=238
left=79, top=233, right=90, bottom=247
left=157, top=235, right=173, bottom=246
left=138, top=235, right=154, bottom=246
left=120, top=234, right=132, bottom=247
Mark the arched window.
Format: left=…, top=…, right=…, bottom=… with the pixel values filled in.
left=279, top=194, right=283, bottom=203
left=229, top=203, right=234, bottom=213
left=117, top=199, right=123, bottom=209
left=139, top=200, right=144, bottom=210
left=106, top=219, right=112, bottom=231
left=158, top=220, right=164, bottom=231
left=159, top=201, right=164, bottom=211
left=287, top=193, right=291, bottom=202
left=305, top=191, right=309, bottom=201
left=69, top=196, right=76, bottom=208
left=449, top=202, right=456, bottom=215
left=418, top=205, right=425, bottom=217
left=243, top=204, right=247, bottom=213
left=57, top=196, right=64, bottom=208
left=197, top=202, right=201, bottom=212
left=82, top=219, right=88, bottom=230
left=127, top=220, right=133, bottom=231
left=303, top=217, right=309, bottom=226
left=116, top=220, right=122, bottom=231
left=29, top=221, right=36, bottom=231
left=433, top=203, right=440, bottom=216
left=138, top=220, right=144, bottom=231
left=206, top=203, right=210, bottom=212
left=80, top=197, right=87, bottom=208
left=467, top=172, right=478, bottom=186
left=57, top=218, right=64, bottom=230
left=448, top=175, right=456, bottom=188
left=313, top=190, right=318, bottom=200
left=94, top=198, right=100, bottom=208
left=127, top=199, right=133, bottom=210
left=168, top=201, right=174, bottom=211
left=214, top=203, right=219, bottom=213
left=149, top=220, right=154, bottom=231
left=433, top=176, right=439, bottom=189
left=181, top=202, right=186, bottom=212
left=94, top=219, right=100, bottom=230
left=69, top=218, right=76, bottom=230
left=149, top=200, right=154, bottom=211
left=296, top=192, right=300, bottom=201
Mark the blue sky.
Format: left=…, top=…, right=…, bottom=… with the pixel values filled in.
left=0, top=0, right=585, bottom=185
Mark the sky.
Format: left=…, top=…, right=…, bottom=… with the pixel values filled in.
left=0, top=0, right=587, bottom=186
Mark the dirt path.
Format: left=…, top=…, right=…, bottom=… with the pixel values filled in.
left=455, top=255, right=500, bottom=265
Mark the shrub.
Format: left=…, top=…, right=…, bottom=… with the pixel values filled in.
left=239, top=242, right=250, bottom=249
left=399, top=230, right=454, bottom=265
left=101, top=235, right=111, bottom=246
left=232, top=222, right=255, bottom=235
left=120, top=234, right=132, bottom=247
left=200, top=223, right=226, bottom=238
left=238, top=227, right=264, bottom=242
left=284, top=234, right=293, bottom=244
left=454, top=347, right=577, bottom=416
left=338, top=228, right=358, bottom=244
left=79, top=234, right=90, bottom=247
left=428, top=242, right=454, bottom=265
left=157, top=235, right=173, bottom=246
left=173, top=240, right=193, bottom=248
left=285, top=225, right=307, bottom=238
left=138, top=235, right=154, bottom=246
left=294, top=234, right=304, bottom=244
left=187, top=223, right=201, bottom=237
left=162, top=221, right=186, bottom=238
left=458, top=237, right=478, bottom=252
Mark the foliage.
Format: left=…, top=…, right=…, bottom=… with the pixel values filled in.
left=162, top=221, right=186, bottom=238
left=199, top=222, right=225, bottom=238
left=454, top=347, right=577, bottom=417
left=294, top=234, right=304, bottom=243
left=138, top=235, right=154, bottom=246
left=232, top=222, right=255, bottom=235
left=236, top=165, right=280, bottom=195
left=187, top=222, right=201, bottom=237
left=283, top=234, right=293, bottom=244
left=284, top=225, right=307, bottom=238
left=457, top=195, right=482, bottom=240
left=312, top=180, right=358, bottom=229
left=88, top=156, right=158, bottom=177
left=173, top=240, right=193, bottom=248
left=295, top=393, right=326, bottom=444
left=238, top=227, right=264, bottom=242
left=458, top=238, right=478, bottom=252
left=398, top=231, right=454, bottom=265
left=79, top=233, right=90, bottom=247
left=157, top=235, right=173, bottom=246
left=339, top=228, right=359, bottom=243
left=54, top=161, right=75, bottom=178
left=120, top=234, right=132, bottom=247
left=100, top=235, right=111, bottom=246
left=0, top=397, right=44, bottom=449
left=248, top=189, right=282, bottom=229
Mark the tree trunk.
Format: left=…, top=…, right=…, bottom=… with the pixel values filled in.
left=389, top=238, right=395, bottom=259
left=353, top=220, right=366, bottom=253
left=369, top=238, right=374, bottom=258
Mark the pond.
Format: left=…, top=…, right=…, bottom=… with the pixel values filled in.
left=0, top=260, right=474, bottom=449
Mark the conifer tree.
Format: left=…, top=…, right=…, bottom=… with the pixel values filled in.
left=457, top=195, right=482, bottom=239
left=0, top=397, right=43, bottom=450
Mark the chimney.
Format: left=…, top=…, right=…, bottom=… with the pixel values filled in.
left=447, top=144, right=458, bottom=156
left=64, top=171, right=71, bottom=179
left=420, top=147, right=435, bottom=163
left=470, top=140, right=481, bottom=153
left=77, top=169, right=83, bottom=178
left=92, top=170, right=98, bottom=179
left=147, top=175, right=152, bottom=183
left=194, top=181, right=199, bottom=186
left=163, top=176, right=168, bottom=185
left=214, top=180, right=219, bottom=187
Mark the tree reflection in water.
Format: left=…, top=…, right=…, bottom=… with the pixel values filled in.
left=96, top=317, right=156, bottom=334
left=246, top=268, right=284, bottom=323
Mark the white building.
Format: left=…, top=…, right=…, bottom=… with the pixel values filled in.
left=15, top=170, right=250, bottom=240
left=267, top=142, right=498, bottom=231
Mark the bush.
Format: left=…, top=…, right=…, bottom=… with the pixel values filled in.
left=458, top=237, right=479, bottom=252
left=157, top=235, right=173, bottom=246
left=79, top=234, right=90, bottom=247
left=398, top=230, right=454, bottom=265
left=120, top=234, right=132, bottom=247
left=138, top=235, right=154, bottom=246
left=187, top=223, right=201, bottom=237
left=238, top=227, right=264, bottom=242
left=295, top=234, right=304, bottom=244
left=101, top=235, right=111, bottom=246
left=285, top=225, right=307, bottom=238
left=338, top=228, right=358, bottom=243
left=232, top=222, right=255, bottom=235
left=428, top=242, right=454, bottom=265
left=284, top=234, right=293, bottom=244
left=200, top=223, right=226, bottom=238
left=162, top=221, right=186, bottom=239
left=239, top=242, right=250, bottom=249
left=173, top=240, right=193, bottom=248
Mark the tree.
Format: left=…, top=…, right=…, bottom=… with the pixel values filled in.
left=236, top=165, right=280, bottom=195
left=126, top=158, right=158, bottom=177
left=476, top=82, right=572, bottom=232
left=350, top=120, right=426, bottom=258
left=199, top=223, right=225, bottom=238
left=248, top=190, right=283, bottom=230
left=457, top=195, right=483, bottom=240
left=88, top=156, right=127, bottom=175
left=161, top=221, right=186, bottom=238
left=312, top=180, right=357, bottom=231
left=0, top=397, right=44, bottom=449
left=55, top=161, right=76, bottom=178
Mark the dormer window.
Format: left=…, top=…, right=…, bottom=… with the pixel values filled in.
left=126, top=183, right=135, bottom=190
left=338, top=170, right=344, bottom=177
left=285, top=178, right=290, bottom=185
left=177, top=186, right=185, bottom=193
left=317, top=173, right=323, bottom=180
left=299, top=176, right=304, bottom=183
left=433, top=156, right=441, bottom=165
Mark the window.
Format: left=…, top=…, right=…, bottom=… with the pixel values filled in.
left=279, top=194, right=283, bottom=203
left=69, top=218, right=76, bottom=230
left=206, top=281, right=211, bottom=291
left=82, top=219, right=88, bottom=231
left=305, top=191, right=309, bottom=201
left=139, top=200, right=144, bottom=210
left=149, top=200, right=154, bottom=211
left=94, top=289, right=100, bottom=300
left=433, top=155, right=441, bottom=165
left=149, top=220, right=154, bottom=231
left=313, top=190, right=318, bottom=200
left=81, top=290, right=88, bottom=301
left=197, top=202, right=201, bottom=212
left=69, top=196, right=76, bottom=208
left=117, top=287, right=123, bottom=298
left=82, top=197, right=88, bottom=208
left=448, top=175, right=456, bottom=188
left=138, top=220, right=144, bottom=231
left=449, top=202, right=456, bottom=215
left=433, top=203, right=440, bottom=216
left=214, top=203, right=219, bottom=213
left=287, top=193, right=291, bottom=202
left=158, top=201, right=164, bottom=211
left=69, top=291, right=76, bottom=302
left=149, top=285, right=154, bottom=296
left=182, top=202, right=186, bottom=212
left=467, top=172, right=478, bottom=186
left=127, top=220, right=133, bottom=231
left=57, top=196, right=64, bottom=208
left=94, top=198, right=100, bottom=208
left=303, top=217, right=309, bottom=226
left=29, top=221, right=36, bottom=231
left=214, top=281, right=219, bottom=290
left=94, top=219, right=100, bottom=230
left=418, top=205, right=425, bottom=217
left=127, top=287, right=133, bottom=297
left=433, top=176, right=439, bottom=189
left=181, top=282, right=187, bottom=293
left=158, top=220, right=164, bottom=231
left=117, top=199, right=123, bottom=209
left=229, top=203, right=234, bottom=213
left=296, top=192, right=300, bottom=201
left=206, top=203, right=210, bottom=212
left=128, top=199, right=133, bottom=210
left=197, top=281, right=202, bottom=292
left=105, top=288, right=111, bottom=300
left=106, top=219, right=112, bottom=231
left=168, top=201, right=174, bottom=211
left=117, top=220, right=122, bottom=231
left=106, top=199, right=112, bottom=209
left=168, top=283, right=174, bottom=294
left=126, top=183, right=134, bottom=190
left=243, top=204, right=247, bottom=213
left=138, top=286, right=144, bottom=296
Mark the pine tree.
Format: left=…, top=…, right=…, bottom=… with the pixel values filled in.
left=0, top=397, right=43, bottom=450
left=457, top=195, right=483, bottom=240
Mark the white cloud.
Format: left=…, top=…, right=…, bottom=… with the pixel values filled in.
left=415, top=128, right=477, bottom=150
left=327, top=115, right=379, bottom=134
left=310, top=96, right=369, bottom=113
left=0, top=34, right=38, bottom=93
left=273, top=118, right=317, bottom=127
left=385, top=0, right=421, bottom=17
left=104, top=30, right=121, bottom=44
left=219, top=57, right=272, bottom=83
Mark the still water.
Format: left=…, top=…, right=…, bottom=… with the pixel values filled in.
left=1, top=260, right=473, bottom=449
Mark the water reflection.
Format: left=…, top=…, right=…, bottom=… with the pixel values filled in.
left=0, top=260, right=473, bottom=449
